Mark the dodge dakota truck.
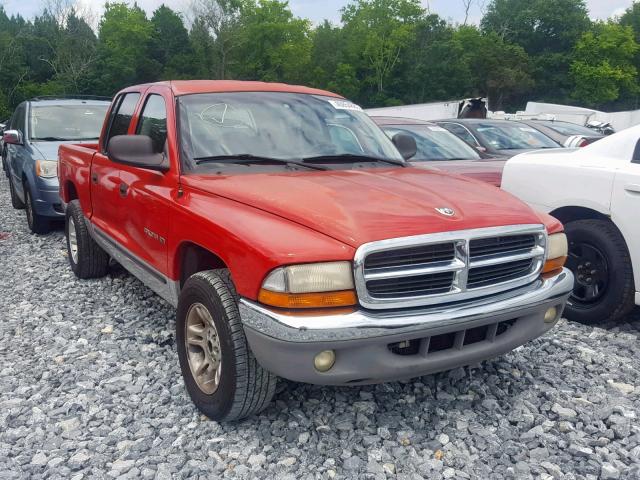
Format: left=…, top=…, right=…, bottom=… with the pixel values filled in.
left=58, top=81, right=573, bottom=421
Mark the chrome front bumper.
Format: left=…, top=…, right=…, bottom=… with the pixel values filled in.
left=239, top=268, right=573, bottom=385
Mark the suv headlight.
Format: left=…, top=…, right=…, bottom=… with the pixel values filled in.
left=258, top=261, right=357, bottom=309
left=35, top=160, right=58, bottom=178
left=543, top=233, right=568, bottom=274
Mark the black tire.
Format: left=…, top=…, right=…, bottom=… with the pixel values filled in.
left=65, top=200, right=110, bottom=279
left=564, top=219, right=635, bottom=324
left=177, top=270, right=277, bottom=421
left=8, top=175, right=25, bottom=209
left=24, top=184, right=50, bottom=234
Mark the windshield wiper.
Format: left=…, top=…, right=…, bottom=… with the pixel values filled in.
left=302, top=154, right=407, bottom=167
left=194, top=154, right=329, bottom=171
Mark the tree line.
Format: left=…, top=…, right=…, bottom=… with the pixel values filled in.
left=1, top=0, right=640, bottom=120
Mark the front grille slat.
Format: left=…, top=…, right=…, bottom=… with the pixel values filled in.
left=364, top=243, right=455, bottom=269
left=357, top=227, right=546, bottom=307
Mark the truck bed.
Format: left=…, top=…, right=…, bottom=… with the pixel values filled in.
left=58, top=143, right=99, bottom=217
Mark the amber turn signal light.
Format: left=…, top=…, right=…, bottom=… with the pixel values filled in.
left=542, top=256, right=567, bottom=274
left=258, top=289, right=357, bottom=309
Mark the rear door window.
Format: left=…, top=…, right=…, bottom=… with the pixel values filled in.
left=136, top=95, right=167, bottom=153
left=105, top=93, right=140, bottom=148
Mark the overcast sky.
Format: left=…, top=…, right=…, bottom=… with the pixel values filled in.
left=1, top=0, right=635, bottom=25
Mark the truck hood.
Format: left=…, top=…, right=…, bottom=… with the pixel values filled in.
left=183, top=167, right=543, bottom=248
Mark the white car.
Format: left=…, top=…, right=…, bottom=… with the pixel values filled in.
left=502, top=125, right=640, bottom=323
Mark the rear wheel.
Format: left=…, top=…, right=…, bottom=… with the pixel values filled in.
left=176, top=270, right=277, bottom=421
left=564, top=219, right=635, bottom=324
left=65, top=200, right=109, bottom=279
left=24, top=184, right=50, bottom=234
left=8, top=175, right=24, bottom=209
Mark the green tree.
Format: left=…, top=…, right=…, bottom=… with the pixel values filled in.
left=93, top=2, right=155, bottom=94
left=234, top=0, right=312, bottom=84
left=482, top=0, right=591, bottom=103
left=455, top=27, right=534, bottom=111
left=571, top=22, right=639, bottom=108
left=149, top=5, right=195, bottom=79
left=192, top=0, right=249, bottom=79
left=341, top=0, right=423, bottom=104
left=397, top=14, right=471, bottom=104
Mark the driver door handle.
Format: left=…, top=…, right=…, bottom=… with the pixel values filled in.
left=624, top=183, right=640, bottom=194
left=119, top=182, right=129, bottom=197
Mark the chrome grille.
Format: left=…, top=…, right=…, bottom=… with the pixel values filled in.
left=354, top=225, right=547, bottom=309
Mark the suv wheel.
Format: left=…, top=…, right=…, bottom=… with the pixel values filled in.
left=24, top=184, right=50, bottom=234
left=8, top=175, right=25, bottom=209
left=177, top=270, right=277, bottom=421
left=564, top=219, right=635, bottom=324
left=65, top=200, right=110, bottom=279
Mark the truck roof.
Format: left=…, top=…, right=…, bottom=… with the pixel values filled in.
left=134, top=80, right=344, bottom=98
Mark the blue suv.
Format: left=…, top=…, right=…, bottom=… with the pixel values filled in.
left=3, top=97, right=110, bottom=233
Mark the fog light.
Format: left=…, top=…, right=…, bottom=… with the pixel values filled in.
left=544, top=307, right=558, bottom=323
left=314, top=350, right=336, bottom=372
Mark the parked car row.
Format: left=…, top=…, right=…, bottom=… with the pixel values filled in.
left=1, top=82, right=636, bottom=423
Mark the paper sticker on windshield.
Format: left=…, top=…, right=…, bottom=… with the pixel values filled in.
left=327, top=99, right=363, bottom=111
left=428, top=126, right=447, bottom=132
left=519, top=127, right=538, bottom=132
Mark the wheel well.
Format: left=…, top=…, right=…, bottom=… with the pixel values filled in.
left=65, top=181, right=79, bottom=202
left=177, top=242, right=227, bottom=287
left=549, top=206, right=609, bottom=226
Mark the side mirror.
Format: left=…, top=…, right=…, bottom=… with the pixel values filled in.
left=107, top=135, right=168, bottom=172
left=392, top=133, right=417, bottom=160
left=3, top=130, right=22, bottom=145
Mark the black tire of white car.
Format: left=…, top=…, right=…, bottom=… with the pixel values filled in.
left=65, top=200, right=110, bottom=279
left=24, top=185, right=50, bottom=234
left=176, top=270, right=277, bottom=422
left=564, top=219, right=635, bottom=324
left=8, top=175, right=25, bottom=209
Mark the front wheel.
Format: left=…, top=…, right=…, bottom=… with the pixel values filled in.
left=176, top=270, right=277, bottom=421
left=564, top=219, right=635, bottom=324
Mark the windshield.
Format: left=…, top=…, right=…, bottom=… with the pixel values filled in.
left=179, top=92, right=403, bottom=172
left=533, top=121, right=598, bottom=137
left=475, top=123, right=559, bottom=150
left=382, top=124, right=481, bottom=161
left=30, top=104, right=109, bottom=141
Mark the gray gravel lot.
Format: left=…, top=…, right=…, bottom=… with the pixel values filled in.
left=1, top=174, right=639, bottom=480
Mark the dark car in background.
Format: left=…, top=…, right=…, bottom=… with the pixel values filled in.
left=372, top=116, right=506, bottom=186
left=3, top=96, right=110, bottom=233
left=515, top=119, right=604, bottom=147
left=436, top=118, right=562, bottom=158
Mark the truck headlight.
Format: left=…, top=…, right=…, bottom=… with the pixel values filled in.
left=35, top=160, right=58, bottom=178
left=543, top=233, right=568, bottom=274
left=258, top=261, right=357, bottom=309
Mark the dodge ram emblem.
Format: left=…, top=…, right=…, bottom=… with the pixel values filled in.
left=435, top=207, right=455, bottom=217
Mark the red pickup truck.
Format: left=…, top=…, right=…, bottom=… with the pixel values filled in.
left=58, top=81, right=573, bottom=421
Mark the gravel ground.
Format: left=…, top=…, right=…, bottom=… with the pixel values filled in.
left=1, top=173, right=640, bottom=480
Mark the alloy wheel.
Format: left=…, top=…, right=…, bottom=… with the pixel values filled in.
left=185, top=302, right=222, bottom=394
left=68, top=217, right=79, bottom=264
